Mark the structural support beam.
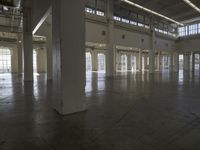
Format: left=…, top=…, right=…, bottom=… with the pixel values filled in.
left=138, top=49, right=143, bottom=72
left=191, top=52, right=195, bottom=72
left=11, top=47, right=18, bottom=73
left=184, top=53, right=190, bottom=71
left=46, top=23, right=53, bottom=80
left=173, top=52, right=179, bottom=72
left=92, top=50, right=98, bottom=71
left=23, top=2, right=33, bottom=81
left=52, top=0, right=86, bottom=115
left=169, top=52, right=174, bottom=72
left=149, top=29, right=155, bottom=74
left=17, top=34, right=23, bottom=75
left=116, top=51, right=121, bottom=71
left=127, top=53, right=132, bottom=71
left=143, top=54, right=147, bottom=70
left=157, top=51, right=161, bottom=71
left=106, top=0, right=115, bottom=76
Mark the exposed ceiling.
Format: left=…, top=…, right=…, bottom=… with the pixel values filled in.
left=0, top=0, right=22, bottom=33
left=117, top=0, right=200, bottom=23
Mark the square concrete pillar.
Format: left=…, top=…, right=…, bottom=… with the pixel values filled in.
left=127, top=53, right=132, bottom=71
left=17, top=34, right=23, bottom=75
left=138, top=49, right=143, bottom=72
left=173, top=52, right=179, bottom=72
left=106, top=0, right=115, bottom=76
left=52, top=0, right=86, bottom=115
left=149, top=31, right=155, bottom=74
left=23, top=2, right=33, bottom=81
left=91, top=50, right=98, bottom=71
left=184, top=53, right=190, bottom=71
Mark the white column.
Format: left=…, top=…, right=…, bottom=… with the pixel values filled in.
left=116, top=51, right=120, bottom=71
left=91, top=50, right=98, bottom=71
left=11, top=47, right=18, bottom=73
left=139, top=49, right=142, bottom=72
left=106, top=0, right=115, bottom=76
left=184, top=53, right=190, bottom=71
left=17, top=34, right=23, bottom=75
left=52, top=0, right=86, bottom=115
left=143, top=54, right=147, bottom=70
left=46, top=23, right=53, bottom=80
left=23, top=2, right=33, bottom=81
left=169, top=52, right=174, bottom=72
left=149, top=30, right=155, bottom=74
left=157, top=51, right=161, bottom=71
left=191, top=52, right=195, bottom=72
left=127, top=53, right=131, bottom=71
left=173, top=52, right=179, bottom=72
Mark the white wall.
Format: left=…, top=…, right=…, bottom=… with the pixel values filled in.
left=86, top=21, right=107, bottom=43
left=114, top=27, right=151, bottom=49
left=85, top=19, right=176, bottom=51
left=176, top=37, right=200, bottom=52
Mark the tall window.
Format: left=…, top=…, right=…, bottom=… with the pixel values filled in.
left=195, top=54, right=200, bottom=70
left=198, top=24, right=200, bottom=33
left=86, top=52, right=92, bottom=72
left=131, top=55, right=136, bottom=71
left=179, top=55, right=184, bottom=70
left=33, top=50, right=37, bottom=73
left=121, top=54, right=127, bottom=71
left=0, top=48, right=11, bottom=73
left=189, top=24, right=197, bottom=35
left=163, top=55, right=169, bottom=70
left=178, top=27, right=184, bottom=37
left=98, top=53, right=105, bottom=72
left=178, top=27, right=187, bottom=37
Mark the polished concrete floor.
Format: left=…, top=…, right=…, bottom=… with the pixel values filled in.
left=0, top=71, right=200, bottom=150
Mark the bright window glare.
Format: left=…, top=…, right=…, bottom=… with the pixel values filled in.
left=178, top=23, right=200, bottom=37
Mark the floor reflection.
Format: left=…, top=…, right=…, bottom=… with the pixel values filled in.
left=0, top=71, right=200, bottom=149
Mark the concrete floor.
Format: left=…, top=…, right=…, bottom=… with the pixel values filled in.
left=0, top=71, right=200, bottom=150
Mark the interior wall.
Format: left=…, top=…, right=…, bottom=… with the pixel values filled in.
left=86, top=21, right=107, bottom=43
left=36, top=48, right=47, bottom=73
left=85, top=20, right=176, bottom=51
left=176, top=37, right=200, bottom=52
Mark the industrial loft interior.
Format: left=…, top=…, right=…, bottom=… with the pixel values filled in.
left=1, top=0, right=200, bottom=149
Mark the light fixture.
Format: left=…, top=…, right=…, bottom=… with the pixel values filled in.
left=121, top=0, right=184, bottom=26
left=183, top=0, right=200, bottom=13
